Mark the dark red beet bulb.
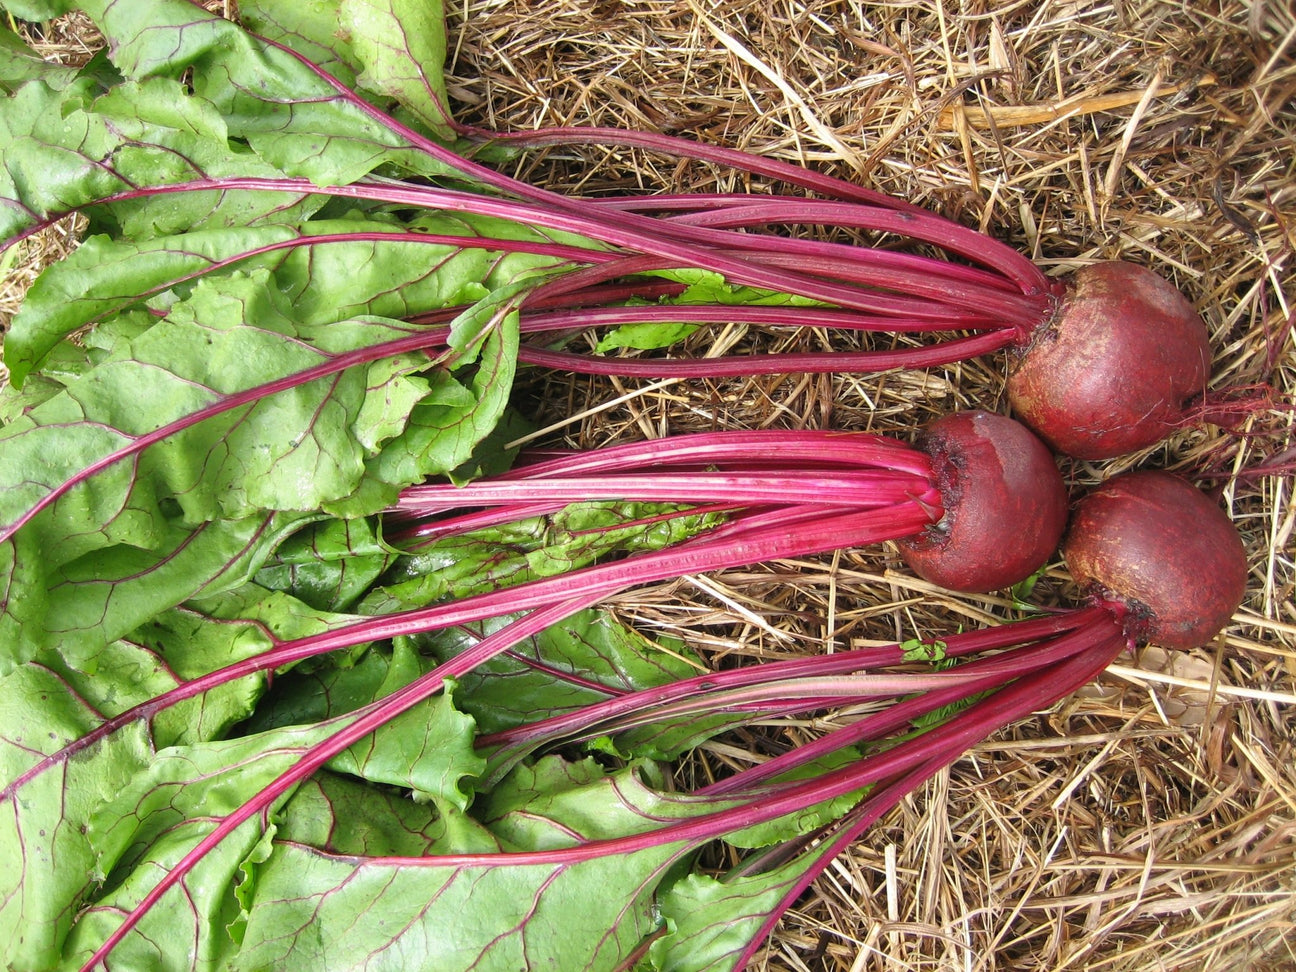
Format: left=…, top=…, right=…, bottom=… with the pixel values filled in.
left=898, top=410, right=1068, bottom=593
left=1062, top=471, right=1248, bottom=649
left=1007, top=261, right=1211, bottom=460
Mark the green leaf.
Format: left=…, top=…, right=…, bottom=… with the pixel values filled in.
left=584, top=268, right=825, bottom=354
left=240, top=595, right=698, bottom=797
left=0, top=663, right=155, bottom=972
left=648, top=855, right=824, bottom=972
left=6, top=226, right=297, bottom=383
left=596, top=320, right=701, bottom=353
left=254, top=516, right=394, bottom=612
left=0, top=283, right=390, bottom=661
left=0, top=77, right=129, bottom=242
left=0, top=596, right=295, bottom=971
left=366, top=286, right=522, bottom=489
left=68, top=746, right=722, bottom=971
left=348, top=353, right=429, bottom=454
left=0, top=75, right=320, bottom=249
left=239, top=0, right=364, bottom=89
left=64, top=815, right=260, bottom=971
left=0, top=0, right=76, bottom=21
left=596, top=709, right=754, bottom=763
left=440, top=609, right=703, bottom=738
left=0, top=24, right=81, bottom=92
left=232, top=837, right=671, bottom=970
left=242, top=646, right=485, bottom=810
left=87, top=77, right=325, bottom=239
left=340, top=0, right=453, bottom=140
left=334, top=678, right=483, bottom=809
left=0, top=267, right=537, bottom=665
left=368, top=500, right=722, bottom=613
left=8, top=211, right=575, bottom=385
left=901, top=637, right=949, bottom=664
left=229, top=757, right=708, bottom=971
left=0, top=507, right=311, bottom=672
left=278, top=770, right=504, bottom=857
left=78, top=0, right=464, bottom=186
left=1011, top=565, right=1047, bottom=608
left=40, top=512, right=312, bottom=669
left=63, top=720, right=358, bottom=972
left=0, top=312, right=153, bottom=421
left=272, top=213, right=573, bottom=328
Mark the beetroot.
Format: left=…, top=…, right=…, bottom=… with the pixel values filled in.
left=1062, top=470, right=1247, bottom=649
left=898, top=410, right=1068, bottom=592
left=393, top=410, right=1064, bottom=594
left=1007, top=261, right=1212, bottom=460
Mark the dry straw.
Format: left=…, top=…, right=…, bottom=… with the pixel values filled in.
left=3, top=1, right=1294, bottom=969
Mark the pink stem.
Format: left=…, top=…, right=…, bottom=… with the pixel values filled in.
left=53, top=177, right=970, bottom=317
left=471, top=429, right=935, bottom=480
left=699, top=617, right=1122, bottom=795
left=393, top=470, right=932, bottom=512
left=453, top=122, right=927, bottom=212
left=5, top=500, right=939, bottom=815
left=517, top=303, right=1005, bottom=335
left=476, top=607, right=1103, bottom=753
left=52, top=229, right=608, bottom=334
left=518, top=328, right=1017, bottom=378
left=0, top=290, right=526, bottom=545
left=665, top=200, right=1050, bottom=300
left=727, top=626, right=1126, bottom=969
left=329, top=624, right=1128, bottom=869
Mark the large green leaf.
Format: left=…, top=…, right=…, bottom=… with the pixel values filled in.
left=435, top=608, right=704, bottom=739
left=0, top=0, right=77, bottom=18
left=0, top=268, right=532, bottom=667
left=0, top=24, right=81, bottom=92
left=254, top=516, right=394, bottom=612
left=0, top=664, right=155, bottom=972
left=76, top=0, right=464, bottom=185
left=337, top=686, right=483, bottom=809
left=0, top=588, right=331, bottom=972
left=239, top=0, right=365, bottom=89
left=0, top=75, right=319, bottom=247
left=41, top=512, right=311, bottom=669
left=6, top=224, right=293, bottom=388
left=63, top=721, right=359, bottom=972
left=647, top=854, right=829, bottom=972
left=228, top=757, right=709, bottom=971
left=7, top=210, right=574, bottom=381
left=341, top=0, right=453, bottom=140
left=363, top=286, right=522, bottom=492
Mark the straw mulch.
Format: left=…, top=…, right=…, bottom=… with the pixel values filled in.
left=448, top=3, right=1296, bottom=969
left=3, top=1, right=1295, bottom=970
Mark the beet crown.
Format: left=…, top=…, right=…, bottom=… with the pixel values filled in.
left=1062, top=470, right=1247, bottom=649
left=1006, top=261, right=1211, bottom=460
left=897, top=411, right=1068, bottom=593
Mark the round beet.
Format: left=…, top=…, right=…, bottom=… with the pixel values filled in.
left=1063, top=471, right=1247, bottom=649
left=1006, top=261, right=1211, bottom=460
left=897, top=411, right=1068, bottom=593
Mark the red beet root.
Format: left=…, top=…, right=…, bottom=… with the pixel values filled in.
left=898, top=411, right=1068, bottom=593
left=1007, top=261, right=1212, bottom=460
left=1063, top=471, right=1247, bottom=649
